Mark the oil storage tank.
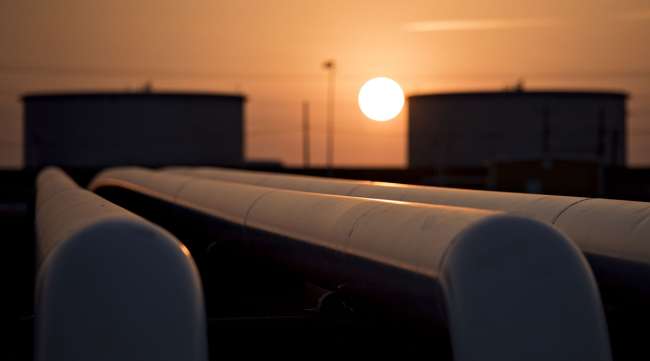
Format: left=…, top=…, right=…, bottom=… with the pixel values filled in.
left=408, top=90, right=627, bottom=169
left=23, top=91, right=245, bottom=168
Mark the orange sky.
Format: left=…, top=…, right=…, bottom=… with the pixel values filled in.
left=1, top=0, right=649, bottom=168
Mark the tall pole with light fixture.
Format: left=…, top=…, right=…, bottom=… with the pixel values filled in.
left=322, top=60, right=336, bottom=171
left=302, top=101, right=310, bottom=168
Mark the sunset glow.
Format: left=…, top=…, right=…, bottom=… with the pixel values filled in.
left=358, top=77, right=405, bottom=122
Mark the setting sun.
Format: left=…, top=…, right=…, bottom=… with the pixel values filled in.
left=358, top=77, right=405, bottom=122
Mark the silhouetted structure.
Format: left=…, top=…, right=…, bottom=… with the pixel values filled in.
left=408, top=90, right=627, bottom=169
left=23, top=91, right=245, bottom=168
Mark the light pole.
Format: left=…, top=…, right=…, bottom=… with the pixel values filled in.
left=322, top=59, right=336, bottom=171
left=302, top=101, right=310, bottom=168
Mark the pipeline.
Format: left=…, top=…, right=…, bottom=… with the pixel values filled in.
left=166, top=166, right=650, bottom=303
left=35, top=167, right=207, bottom=361
left=91, top=167, right=611, bottom=361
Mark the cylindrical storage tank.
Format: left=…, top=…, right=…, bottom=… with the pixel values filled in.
left=23, top=92, right=245, bottom=168
left=408, top=91, right=627, bottom=168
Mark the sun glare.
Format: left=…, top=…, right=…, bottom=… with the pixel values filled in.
left=358, top=77, right=404, bottom=122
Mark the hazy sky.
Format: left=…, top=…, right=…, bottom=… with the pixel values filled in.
left=1, top=0, right=649, bottom=168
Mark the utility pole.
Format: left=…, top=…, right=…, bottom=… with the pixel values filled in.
left=322, top=60, right=336, bottom=171
left=302, top=101, right=310, bottom=168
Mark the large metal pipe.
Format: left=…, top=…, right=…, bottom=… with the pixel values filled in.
left=164, top=166, right=589, bottom=223
left=35, top=167, right=207, bottom=361
left=91, top=167, right=611, bottom=361
left=166, top=167, right=650, bottom=301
